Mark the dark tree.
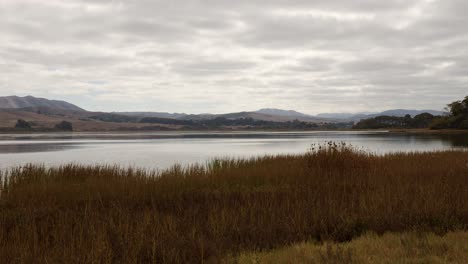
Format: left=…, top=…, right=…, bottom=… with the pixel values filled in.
left=55, top=121, right=73, bottom=131
left=412, top=113, right=434, bottom=128
left=431, top=95, right=468, bottom=129
left=15, top=119, right=32, bottom=129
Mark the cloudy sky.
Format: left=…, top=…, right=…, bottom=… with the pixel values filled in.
left=1, top=0, right=467, bottom=114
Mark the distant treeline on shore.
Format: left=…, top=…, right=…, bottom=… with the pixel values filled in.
left=0, top=119, right=74, bottom=132
left=3, top=115, right=354, bottom=132
left=354, top=95, right=468, bottom=129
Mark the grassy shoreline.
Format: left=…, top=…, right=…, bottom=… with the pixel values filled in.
left=1, top=145, right=467, bottom=262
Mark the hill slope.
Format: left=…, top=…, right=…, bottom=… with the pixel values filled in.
left=0, top=96, right=85, bottom=111
left=255, top=108, right=311, bottom=118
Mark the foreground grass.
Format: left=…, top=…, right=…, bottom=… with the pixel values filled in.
left=0, top=144, right=467, bottom=263
left=231, top=231, right=468, bottom=264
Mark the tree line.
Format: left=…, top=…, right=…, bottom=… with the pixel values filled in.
left=91, top=113, right=353, bottom=130
left=12, top=119, right=73, bottom=131
left=353, top=113, right=436, bottom=129
left=430, top=96, right=468, bottom=129
left=353, top=95, right=468, bottom=130
left=141, top=116, right=322, bottom=129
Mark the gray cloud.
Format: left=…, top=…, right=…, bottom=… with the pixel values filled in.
left=1, top=0, right=467, bottom=114
left=171, top=59, right=256, bottom=76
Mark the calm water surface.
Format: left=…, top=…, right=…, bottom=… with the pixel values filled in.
left=1, top=131, right=467, bottom=170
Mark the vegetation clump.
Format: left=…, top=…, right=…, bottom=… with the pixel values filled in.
left=430, top=96, right=468, bottom=129
left=54, top=121, right=73, bottom=131
left=0, top=145, right=467, bottom=263
left=353, top=113, right=437, bottom=129
left=14, top=119, right=32, bottom=129
left=353, top=95, right=468, bottom=130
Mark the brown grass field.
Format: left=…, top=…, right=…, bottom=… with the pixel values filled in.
left=0, top=144, right=467, bottom=263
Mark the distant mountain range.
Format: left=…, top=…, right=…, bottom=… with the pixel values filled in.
left=251, top=108, right=445, bottom=122
left=116, top=108, right=326, bottom=123
left=316, top=112, right=374, bottom=119
left=0, top=96, right=446, bottom=132
left=255, top=108, right=311, bottom=118
left=254, top=108, right=446, bottom=121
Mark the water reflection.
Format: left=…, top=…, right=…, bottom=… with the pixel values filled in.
left=0, top=131, right=387, bottom=141
left=0, top=142, right=81, bottom=153
left=0, top=131, right=467, bottom=170
left=437, top=134, right=468, bottom=147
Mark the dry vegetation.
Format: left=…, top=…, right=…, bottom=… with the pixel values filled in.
left=231, top=231, right=468, bottom=264
left=0, top=144, right=467, bottom=263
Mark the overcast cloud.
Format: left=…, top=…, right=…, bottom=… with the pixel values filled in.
left=1, top=0, right=467, bottom=114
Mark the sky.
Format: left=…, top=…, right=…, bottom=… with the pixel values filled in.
left=1, top=0, right=467, bottom=114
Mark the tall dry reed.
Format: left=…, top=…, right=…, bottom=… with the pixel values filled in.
left=0, top=144, right=467, bottom=263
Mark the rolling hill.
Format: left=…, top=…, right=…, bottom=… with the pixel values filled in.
left=0, top=95, right=446, bottom=132
left=255, top=108, right=311, bottom=118
left=0, top=96, right=85, bottom=111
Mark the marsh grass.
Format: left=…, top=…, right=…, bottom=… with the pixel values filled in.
left=231, top=231, right=468, bottom=264
left=0, top=144, right=467, bottom=263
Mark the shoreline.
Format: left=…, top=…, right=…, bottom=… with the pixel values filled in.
left=0, top=129, right=389, bottom=141
left=387, top=128, right=468, bottom=134
left=2, top=128, right=468, bottom=133
left=0, top=128, right=467, bottom=136
left=0, top=129, right=467, bottom=141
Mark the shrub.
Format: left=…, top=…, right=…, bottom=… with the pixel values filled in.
left=55, top=121, right=73, bottom=131
left=14, top=119, right=32, bottom=129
